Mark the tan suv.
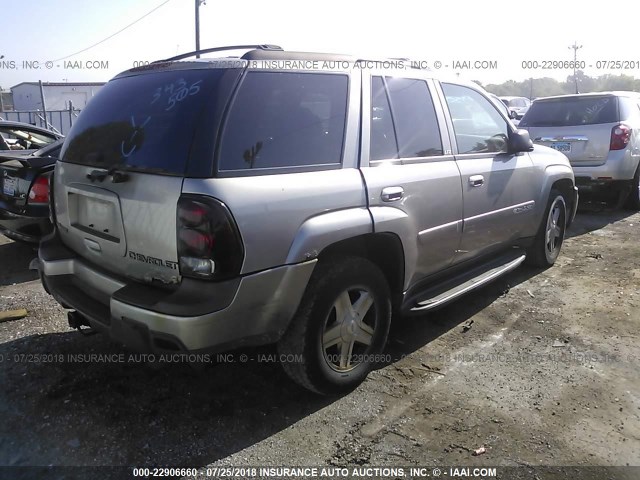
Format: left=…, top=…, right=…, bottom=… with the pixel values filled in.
left=35, top=45, right=578, bottom=394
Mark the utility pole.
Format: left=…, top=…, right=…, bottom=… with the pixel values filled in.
left=195, top=0, right=206, bottom=58
left=568, top=41, right=582, bottom=94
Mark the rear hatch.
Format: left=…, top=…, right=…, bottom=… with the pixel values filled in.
left=54, top=65, right=243, bottom=284
left=520, top=95, right=620, bottom=166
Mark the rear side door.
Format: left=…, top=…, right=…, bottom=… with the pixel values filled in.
left=436, top=82, right=537, bottom=263
left=360, top=72, right=463, bottom=288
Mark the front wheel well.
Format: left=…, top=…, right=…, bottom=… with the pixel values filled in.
left=318, top=233, right=405, bottom=297
left=550, top=178, right=576, bottom=225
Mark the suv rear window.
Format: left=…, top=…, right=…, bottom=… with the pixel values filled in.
left=218, top=72, right=348, bottom=171
left=520, top=96, right=619, bottom=127
left=61, top=69, right=233, bottom=175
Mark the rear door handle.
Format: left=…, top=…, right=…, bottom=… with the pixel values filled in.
left=469, top=175, right=484, bottom=187
left=381, top=186, right=404, bottom=202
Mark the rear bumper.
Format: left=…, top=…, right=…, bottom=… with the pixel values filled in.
left=0, top=208, right=52, bottom=243
left=572, top=150, right=639, bottom=185
left=37, top=234, right=316, bottom=353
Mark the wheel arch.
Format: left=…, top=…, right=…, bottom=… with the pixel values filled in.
left=317, top=232, right=405, bottom=299
left=550, top=177, right=577, bottom=227
left=539, top=165, right=577, bottom=227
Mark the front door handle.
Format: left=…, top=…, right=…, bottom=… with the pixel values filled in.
left=84, top=238, right=101, bottom=253
left=381, top=186, right=404, bottom=202
left=469, top=175, right=485, bottom=187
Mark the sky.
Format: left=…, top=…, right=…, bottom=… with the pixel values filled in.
left=1, top=0, right=639, bottom=90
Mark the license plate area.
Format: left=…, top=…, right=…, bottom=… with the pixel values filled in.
left=2, top=176, right=17, bottom=197
left=550, top=142, right=571, bottom=153
left=68, top=192, right=120, bottom=243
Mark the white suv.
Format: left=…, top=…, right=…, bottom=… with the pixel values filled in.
left=520, top=92, right=640, bottom=209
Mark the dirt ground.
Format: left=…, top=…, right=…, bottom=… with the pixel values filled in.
left=0, top=201, right=639, bottom=480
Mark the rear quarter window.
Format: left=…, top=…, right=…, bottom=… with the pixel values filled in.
left=218, top=71, right=349, bottom=171
left=618, top=97, right=640, bottom=122
left=520, top=96, right=619, bottom=127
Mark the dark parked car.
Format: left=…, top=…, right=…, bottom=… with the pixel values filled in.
left=0, top=139, right=62, bottom=243
left=0, top=120, right=62, bottom=153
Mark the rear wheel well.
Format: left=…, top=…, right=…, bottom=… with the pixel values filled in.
left=550, top=178, right=575, bottom=224
left=318, top=233, right=405, bottom=297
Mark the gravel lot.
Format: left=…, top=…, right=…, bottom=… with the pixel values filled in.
left=0, top=202, right=639, bottom=479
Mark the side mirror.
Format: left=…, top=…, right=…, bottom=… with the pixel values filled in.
left=508, top=129, right=533, bottom=153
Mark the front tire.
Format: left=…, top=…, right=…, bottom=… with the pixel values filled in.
left=278, top=256, right=392, bottom=395
left=526, top=190, right=567, bottom=268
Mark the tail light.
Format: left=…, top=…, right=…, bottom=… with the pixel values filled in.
left=610, top=124, right=631, bottom=150
left=27, top=175, right=50, bottom=205
left=176, top=195, right=244, bottom=280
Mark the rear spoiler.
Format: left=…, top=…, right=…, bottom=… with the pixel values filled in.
left=0, top=153, right=58, bottom=169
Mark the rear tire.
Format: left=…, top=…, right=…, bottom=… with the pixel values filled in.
left=278, top=256, right=391, bottom=395
left=624, top=164, right=640, bottom=211
left=526, top=190, right=567, bottom=268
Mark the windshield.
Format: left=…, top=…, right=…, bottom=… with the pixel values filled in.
left=520, top=96, right=619, bottom=127
left=60, top=69, right=234, bottom=175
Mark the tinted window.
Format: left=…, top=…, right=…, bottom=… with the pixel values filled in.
left=219, top=72, right=348, bottom=170
left=443, top=83, right=509, bottom=154
left=61, top=69, right=229, bottom=175
left=369, top=77, right=443, bottom=160
left=386, top=78, right=443, bottom=158
left=520, top=96, right=619, bottom=127
left=370, top=76, right=398, bottom=160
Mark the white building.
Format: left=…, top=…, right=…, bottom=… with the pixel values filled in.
left=10, top=82, right=105, bottom=111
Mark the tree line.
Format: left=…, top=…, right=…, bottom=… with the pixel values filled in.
left=480, top=71, right=640, bottom=99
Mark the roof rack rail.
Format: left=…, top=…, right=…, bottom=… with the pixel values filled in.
left=154, top=44, right=283, bottom=63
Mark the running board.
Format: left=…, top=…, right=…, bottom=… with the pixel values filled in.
left=406, top=251, right=527, bottom=313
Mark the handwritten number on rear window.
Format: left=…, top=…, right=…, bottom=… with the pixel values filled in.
left=166, top=80, right=202, bottom=111
left=150, top=80, right=202, bottom=110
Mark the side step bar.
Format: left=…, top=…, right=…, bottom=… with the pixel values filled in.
left=405, top=251, right=527, bottom=314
